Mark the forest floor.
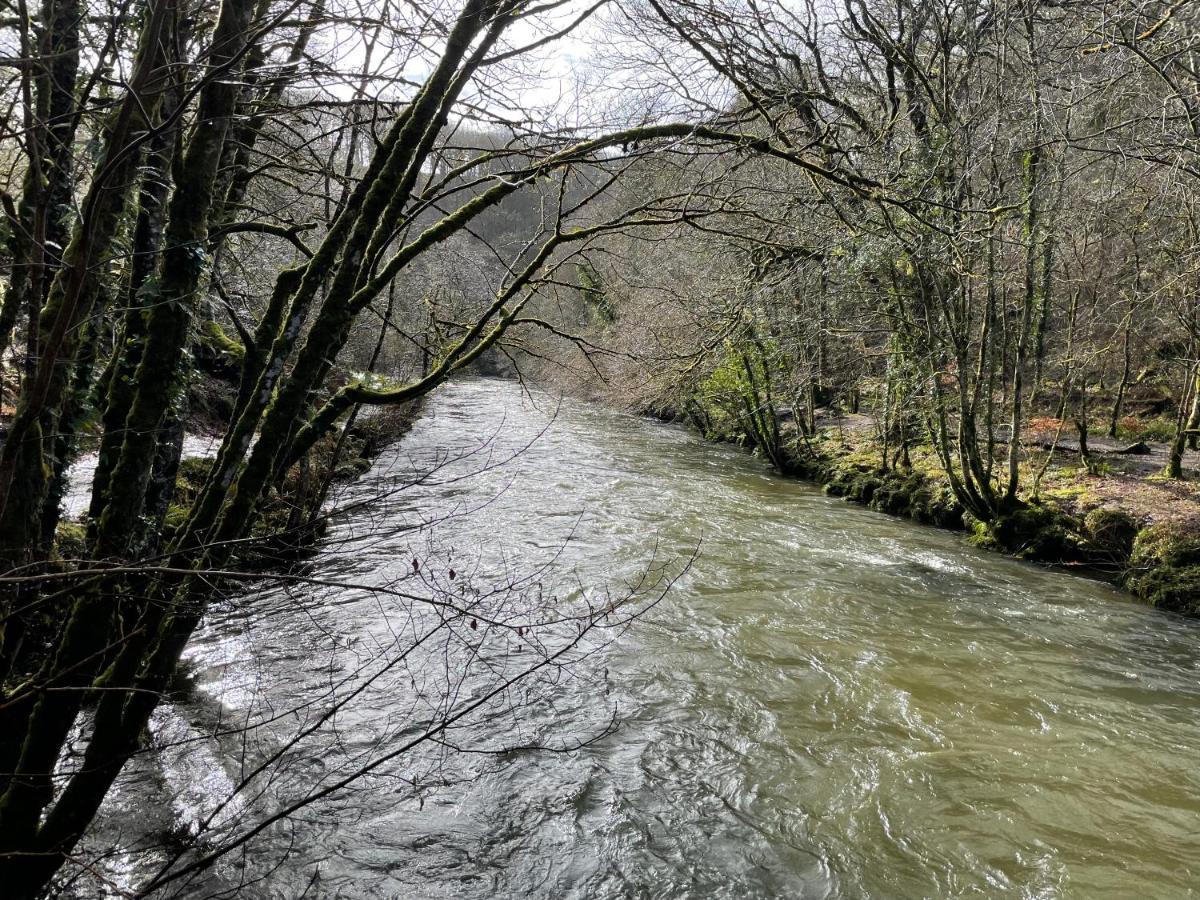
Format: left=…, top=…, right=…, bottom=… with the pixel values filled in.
left=808, top=411, right=1200, bottom=529
left=1027, top=432, right=1200, bottom=527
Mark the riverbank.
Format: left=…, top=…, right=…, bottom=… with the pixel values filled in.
left=165, top=399, right=424, bottom=561
left=651, top=405, right=1200, bottom=616
left=53, top=382, right=423, bottom=563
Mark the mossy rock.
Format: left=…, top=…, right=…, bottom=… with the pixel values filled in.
left=869, top=477, right=910, bottom=516
left=976, top=503, right=1082, bottom=562
left=822, top=467, right=857, bottom=497
left=1082, top=507, right=1140, bottom=561
left=1129, top=521, right=1200, bottom=569
left=905, top=486, right=939, bottom=524
left=848, top=473, right=879, bottom=504
left=1122, top=521, right=1200, bottom=615
left=779, top=449, right=827, bottom=481
left=53, top=521, right=88, bottom=561
left=1124, top=565, right=1200, bottom=616
left=926, top=486, right=964, bottom=528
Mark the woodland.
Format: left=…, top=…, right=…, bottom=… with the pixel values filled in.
left=0, top=0, right=1198, bottom=894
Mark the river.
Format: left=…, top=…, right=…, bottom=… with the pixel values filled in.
left=89, top=377, right=1200, bottom=898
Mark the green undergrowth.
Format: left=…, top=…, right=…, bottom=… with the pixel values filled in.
left=963, top=503, right=1076, bottom=562
left=51, top=520, right=88, bottom=561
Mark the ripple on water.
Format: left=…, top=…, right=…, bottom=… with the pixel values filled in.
left=79, top=378, right=1200, bottom=899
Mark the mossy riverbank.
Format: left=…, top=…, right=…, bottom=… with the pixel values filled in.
left=809, top=449, right=1198, bottom=616
left=669, top=414, right=1200, bottom=617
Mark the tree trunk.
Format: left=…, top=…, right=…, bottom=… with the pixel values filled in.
left=0, top=0, right=174, bottom=569
left=1165, top=362, right=1197, bottom=480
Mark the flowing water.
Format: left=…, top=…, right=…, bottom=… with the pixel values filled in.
left=93, top=378, right=1200, bottom=899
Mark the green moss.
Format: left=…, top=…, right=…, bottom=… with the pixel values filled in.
left=820, top=462, right=963, bottom=530
left=972, top=503, right=1081, bottom=562
left=1129, top=521, right=1200, bottom=569
left=200, top=320, right=244, bottom=359
left=1041, top=482, right=1102, bottom=506
left=193, top=320, right=245, bottom=390
left=1125, top=566, right=1200, bottom=616
left=965, top=515, right=992, bottom=545
left=898, top=481, right=961, bottom=528
left=53, top=520, right=88, bottom=561
left=1117, top=522, right=1200, bottom=614
left=1082, top=507, right=1140, bottom=561
left=160, top=457, right=214, bottom=542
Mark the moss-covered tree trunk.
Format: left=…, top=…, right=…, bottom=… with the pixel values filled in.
left=87, top=61, right=189, bottom=535
left=180, top=0, right=508, bottom=550
left=0, top=0, right=173, bottom=572
left=1185, top=367, right=1200, bottom=452
left=93, top=0, right=256, bottom=557
left=1109, top=315, right=1132, bottom=438
left=0, top=0, right=80, bottom=370
left=1004, top=145, right=1042, bottom=510
left=1165, top=362, right=1198, bottom=480
left=0, top=4, right=213, bottom=892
